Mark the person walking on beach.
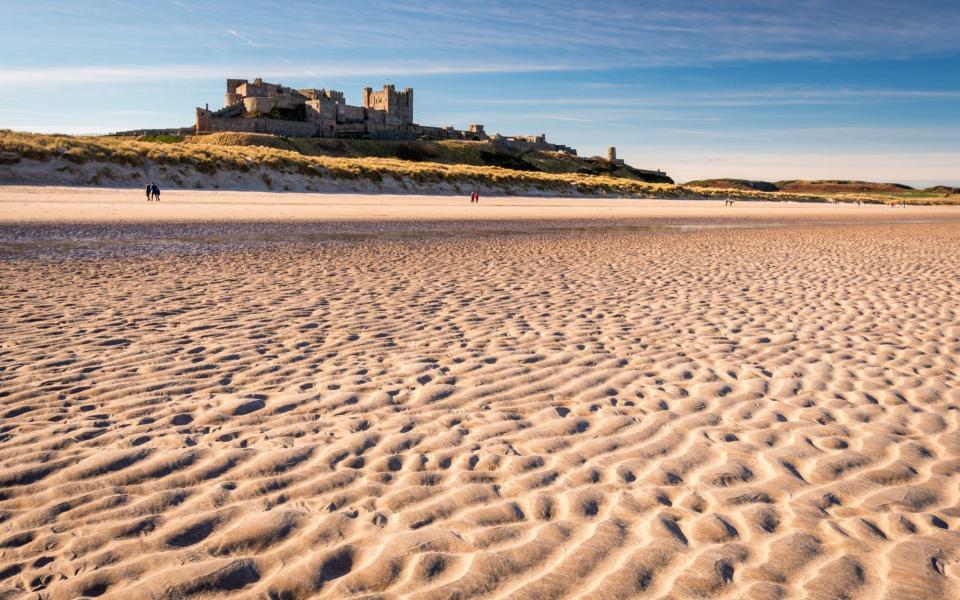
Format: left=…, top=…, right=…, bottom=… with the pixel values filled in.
left=151, top=183, right=161, bottom=202
left=145, top=183, right=153, bottom=201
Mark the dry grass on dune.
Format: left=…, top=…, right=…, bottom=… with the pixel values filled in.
left=686, top=178, right=960, bottom=205
left=4, top=130, right=954, bottom=204
left=1, top=130, right=675, bottom=196
left=1, top=223, right=960, bottom=598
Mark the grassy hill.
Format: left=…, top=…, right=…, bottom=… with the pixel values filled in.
left=1, top=130, right=957, bottom=205
left=925, top=185, right=960, bottom=195
left=181, top=133, right=674, bottom=183
left=775, top=180, right=914, bottom=194
left=686, top=178, right=958, bottom=201
left=0, top=130, right=680, bottom=196
left=684, top=179, right=779, bottom=192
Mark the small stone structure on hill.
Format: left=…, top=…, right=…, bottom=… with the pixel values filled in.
left=196, top=77, right=576, bottom=153
left=607, top=146, right=625, bottom=165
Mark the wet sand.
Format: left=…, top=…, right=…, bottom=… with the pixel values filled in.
left=2, top=186, right=959, bottom=224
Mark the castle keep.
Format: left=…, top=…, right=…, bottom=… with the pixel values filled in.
left=196, top=77, right=576, bottom=153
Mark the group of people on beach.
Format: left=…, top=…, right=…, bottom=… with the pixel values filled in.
left=469, top=191, right=481, bottom=203
left=144, top=183, right=161, bottom=201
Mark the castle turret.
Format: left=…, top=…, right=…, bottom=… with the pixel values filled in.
left=361, top=84, right=414, bottom=124
left=607, top=146, right=625, bottom=165
left=225, top=78, right=247, bottom=107
left=402, top=87, right=413, bottom=125
left=467, top=124, right=486, bottom=141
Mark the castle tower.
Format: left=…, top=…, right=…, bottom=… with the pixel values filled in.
left=361, top=84, right=414, bottom=124
left=467, top=124, right=486, bottom=140
left=225, top=78, right=247, bottom=107
left=607, top=146, right=617, bottom=161
left=383, top=84, right=396, bottom=116
left=401, top=87, right=413, bottom=124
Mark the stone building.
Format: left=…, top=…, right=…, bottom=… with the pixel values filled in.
left=361, top=85, right=413, bottom=125
left=195, top=77, right=576, bottom=153
left=490, top=133, right=576, bottom=155
left=607, top=146, right=624, bottom=165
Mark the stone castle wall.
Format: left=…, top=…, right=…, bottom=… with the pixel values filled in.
left=195, top=78, right=572, bottom=152
left=204, top=116, right=318, bottom=137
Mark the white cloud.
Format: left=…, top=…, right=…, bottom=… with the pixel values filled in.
left=482, top=87, right=960, bottom=108
left=0, top=62, right=587, bottom=87
left=226, top=29, right=259, bottom=48
left=527, top=115, right=598, bottom=123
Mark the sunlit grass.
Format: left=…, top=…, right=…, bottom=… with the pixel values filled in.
left=2, top=131, right=957, bottom=205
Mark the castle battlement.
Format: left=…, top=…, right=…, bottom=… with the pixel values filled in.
left=195, top=77, right=576, bottom=152
left=361, top=85, right=413, bottom=125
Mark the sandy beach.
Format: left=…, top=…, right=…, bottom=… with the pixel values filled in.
left=2, top=187, right=960, bottom=599
left=3, top=186, right=960, bottom=224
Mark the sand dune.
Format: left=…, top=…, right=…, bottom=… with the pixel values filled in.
left=2, top=192, right=960, bottom=598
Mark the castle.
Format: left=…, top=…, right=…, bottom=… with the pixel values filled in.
left=195, top=78, right=576, bottom=153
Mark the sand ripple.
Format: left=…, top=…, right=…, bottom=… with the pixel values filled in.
left=1, top=223, right=960, bottom=599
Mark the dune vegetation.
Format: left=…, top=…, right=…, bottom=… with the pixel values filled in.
left=1, top=130, right=957, bottom=204
left=686, top=177, right=959, bottom=202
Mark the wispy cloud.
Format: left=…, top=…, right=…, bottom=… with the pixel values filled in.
left=111, top=109, right=174, bottom=116
left=5, top=1, right=960, bottom=76
left=226, top=28, right=259, bottom=48
left=224, top=0, right=960, bottom=64
left=528, top=115, right=598, bottom=123
left=0, top=62, right=588, bottom=87
left=480, top=87, right=960, bottom=108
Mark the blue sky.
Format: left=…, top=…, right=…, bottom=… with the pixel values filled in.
left=2, top=0, right=959, bottom=185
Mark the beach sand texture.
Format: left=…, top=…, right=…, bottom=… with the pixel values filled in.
left=3, top=186, right=960, bottom=224
left=2, top=195, right=960, bottom=598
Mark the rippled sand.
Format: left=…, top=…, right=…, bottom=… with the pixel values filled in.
left=2, top=192, right=960, bottom=599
